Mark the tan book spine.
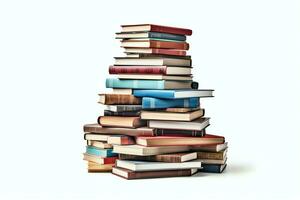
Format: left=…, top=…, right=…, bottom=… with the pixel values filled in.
left=98, top=116, right=146, bottom=128
left=197, top=150, right=226, bottom=160
left=99, top=94, right=141, bottom=105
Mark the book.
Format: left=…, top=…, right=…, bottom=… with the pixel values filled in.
left=86, top=146, right=118, bottom=157
left=165, top=107, right=200, bottom=112
left=200, top=164, right=227, bottom=173
left=104, top=105, right=142, bottom=112
left=97, top=116, right=146, bottom=128
left=87, top=140, right=112, bottom=149
left=106, top=78, right=193, bottom=90
left=199, top=157, right=227, bottom=165
left=154, top=128, right=206, bottom=137
left=118, top=74, right=192, bottom=81
left=113, top=144, right=190, bottom=156
left=118, top=152, right=197, bottom=163
left=107, top=135, right=135, bottom=145
left=121, top=24, right=192, bottom=35
left=121, top=39, right=189, bottom=50
left=112, top=167, right=197, bottom=180
left=112, top=88, right=132, bottom=94
left=141, top=109, right=204, bottom=121
left=133, top=89, right=214, bottom=99
left=109, top=65, right=191, bottom=75
left=83, top=153, right=117, bottom=164
left=124, top=48, right=186, bottom=56
left=116, top=31, right=186, bottom=41
left=98, top=94, right=141, bottom=105
left=142, top=97, right=199, bottom=109
left=148, top=117, right=210, bottom=131
left=115, top=159, right=202, bottom=171
left=104, top=110, right=140, bottom=117
left=136, top=134, right=225, bottom=147
left=87, top=162, right=114, bottom=173
left=190, top=142, right=228, bottom=152
left=84, top=133, right=111, bottom=141
left=124, top=53, right=191, bottom=60
left=197, top=149, right=228, bottom=160
left=114, top=57, right=191, bottom=66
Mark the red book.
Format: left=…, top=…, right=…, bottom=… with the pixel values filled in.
left=109, top=65, right=191, bottom=75
left=121, top=40, right=189, bottom=50
left=121, top=24, right=192, bottom=36
left=124, top=48, right=186, bottom=56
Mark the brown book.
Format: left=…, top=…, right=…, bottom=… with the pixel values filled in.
left=118, top=152, right=197, bottom=163
left=141, top=109, right=204, bottom=121
left=165, top=107, right=200, bottom=113
left=83, top=124, right=155, bottom=136
left=98, top=94, right=141, bottom=105
left=107, top=135, right=135, bottom=145
left=97, top=116, right=146, bottom=128
left=87, top=162, right=114, bottom=173
left=87, top=140, right=112, bottom=149
left=112, top=167, right=197, bottom=179
left=197, top=149, right=228, bottom=160
left=190, top=142, right=228, bottom=152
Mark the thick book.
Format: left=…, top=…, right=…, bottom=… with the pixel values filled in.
left=200, top=164, right=227, bottom=173
left=87, top=162, right=114, bottom=173
left=133, top=89, right=214, bottom=99
left=121, top=24, right=192, bottom=35
left=113, top=144, right=190, bottom=156
left=87, top=140, right=112, bottom=149
left=104, top=110, right=140, bottom=117
left=148, top=117, right=210, bottom=131
left=97, top=116, right=146, bottom=128
left=86, top=146, right=118, bottom=157
left=141, top=109, right=204, bottom=121
left=107, top=135, right=135, bottom=145
left=136, top=134, right=225, bottom=147
left=83, top=153, right=117, bottom=164
left=118, top=74, right=192, bottom=81
left=114, top=57, right=191, bottom=66
left=121, top=39, right=189, bottom=50
left=116, top=31, right=186, bottom=41
left=98, top=94, right=141, bottom=105
left=118, top=152, right=197, bottom=163
left=84, top=133, right=111, bottom=141
left=197, top=149, right=228, bottom=160
left=112, top=167, right=197, bottom=180
left=115, top=159, right=202, bottom=171
left=124, top=48, right=187, bottom=56
left=142, top=97, right=199, bottom=109
left=106, top=78, right=193, bottom=90
left=112, top=88, right=132, bottom=94
left=154, top=128, right=206, bottom=137
left=199, top=157, right=227, bottom=165
left=83, top=124, right=155, bottom=136
left=164, top=107, right=200, bottom=113
left=109, top=65, right=191, bottom=75
left=104, top=105, right=142, bottom=112
left=190, top=142, right=228, bottom=152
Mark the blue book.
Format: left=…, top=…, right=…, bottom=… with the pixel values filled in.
left=106, top=78, right=192, bottom=90
left=86, top=146, right=117, bottom=157
left=199, top=164, right=227, bottom=173
left=133, top=89, right=214, bottom=99
left=142, top=97, right=199, bottom=109
left=148, top=32, right=186, bottom=41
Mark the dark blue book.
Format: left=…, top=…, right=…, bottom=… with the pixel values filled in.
left=200, top=164, right=227, bottom=173
left=86, top=146, right=118, bottom=157
left=116, top=31, right=186, bottom=41
left=142, top=97, right=199, bottom=109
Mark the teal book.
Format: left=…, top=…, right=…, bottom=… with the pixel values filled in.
left=142, top=97, right=200, bottom=109
left=86, top=146, right=117, bottom=157
left=106, top=78, right=192, bottom=89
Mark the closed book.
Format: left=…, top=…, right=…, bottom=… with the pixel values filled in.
left=148, top=117, right=210, bottom=131
left=133, top=89, right=214, bottom=99
left=115, top=159, right=201, bottom=171
left=83, top=153, right=117, bottom=164
left=197, top=149, right=228, bottom=160
left=97, top=116, right=146, bottom=128
left=118, top=152, right=197, bottom=163
left=106, top=78, right=193, bottom=90
left=86, top=146, right=118, bottom=157
left=200, top=164, right=227, bottom=173
left=165, top=107, right=200, bottom=113
left=113, top=144, right=190, bottom=156
left=104, top=105, right=142, bottom=112
left=83, top=124, right=155, bottom=136
left=142, top=97, right=199, bottom=109
left=116, top=31, right=186, bottom=41
left=112, top=167, right=197, bottom=180
left=112, top=88, right=132, bottom=94
left=199, top=157, right=227, bottom=165
left=114, top=57, right=191, bottom=66
left=104, top=110, right=140, bottom=117
left=87, top=140, right=113, bottom=149
left=124, top=48, right=186, bottom=56
left=98, top=94, right=141, bottom=105
left=109, top=65, right=191, bottom=75
left=121, top=39, right=189, bottom=50
left=84, top=133, right=111, bottom=141
left=107, top=135, right=135, bottom=145
left=125, top=53, right=191, bottom=60
left=190, top=142, right=228, bottom=152
left=141, top=109, right=204, bottom=121
left=136, top=134, right=225, bottom=147
left=154, top=128, right=206, bottom=137
left=121, top=24, right=192, bottom=36
left=118, top=74, right=192, bottom=81
left=87, top=162, right=114, bottom=173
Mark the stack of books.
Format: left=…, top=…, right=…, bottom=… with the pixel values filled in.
left=83, top=24, right=228, bottom=178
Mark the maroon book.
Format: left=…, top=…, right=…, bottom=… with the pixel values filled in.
left=109, top=65, right=167, bottom=75
left=121, top=24, right=192, bottom=35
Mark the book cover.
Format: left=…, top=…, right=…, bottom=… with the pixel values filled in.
left=124, top=48, right=187, bottom=56
left=107, top=135, right=135, bottom=145
left=141, top=109, right=204, bottom=121
left=98, top=94, right=141, bottom=105
left=121, top=40, right=189, bottom=50
left=121, top=24, right=192, bottom=35
left=116, top=31, right=186, bottom=41
left=97, top=116, right=146, bottom=128
left=154, top=128, right=206, bottom=137
left=104, top=110, right=140, bottom=117
left=133, top=89, right=214, bottom=99
left=104, top=105, right=142, bottom=112
left=199, top=164, right=227, bottom=173
left=196, top=149, right=228, bottom=160
left=85, top=146, right=118, bottom=157
left=87, top=140, right=113, bottom=149
left=142, top=97, right=199, bottom=109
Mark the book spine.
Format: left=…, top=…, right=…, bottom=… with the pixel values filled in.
left=109, top=65, right=167, bottom=75
left=152, top=48, right=186, bottom=56
left=128, top=169, right=193, bottom=179
left=148, top=32, right=186, bottom=41
left=149, top=40, right=189, bottom=50
left=104, top=110, right=140, bottom=117
left=102, top=94, right=141, bottom=104
left=197, top=151, right=225, bottom=160
left=106, top=78, right=165, bottom=89
left=150, top=25, right=192, bottom=36
left=200, top=164, right=226, bottom=173
left=98, top=116, right=146, bottom=128
left=133, top=90, right=175, bottom=99
left=154, top=129, right=205, bottom=137
left=142, top=97, right=200, bottom=109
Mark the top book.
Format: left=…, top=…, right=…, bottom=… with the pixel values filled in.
left=121, top=24, right=192, bottom=36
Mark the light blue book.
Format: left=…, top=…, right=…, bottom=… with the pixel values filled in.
left=86, top=146, right=117, bottom=157
left=106, top=78, right=192, bottom=89
left=133, top=89, right=214, bottom=99
left=142, top=97, right=200, bottom=109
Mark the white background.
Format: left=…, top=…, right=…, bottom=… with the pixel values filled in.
left=0, top=0, right=300, bottom=199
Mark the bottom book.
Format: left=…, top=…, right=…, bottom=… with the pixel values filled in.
left=88, top=162, right=114, bottom=173
left=199, top=164, right=227, bottom=173
left=112, top=167, right=198, bottom=180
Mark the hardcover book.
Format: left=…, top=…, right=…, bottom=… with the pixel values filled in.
left=142, top=97, right=200, bottom=109
left=124, top=48, right=187, bottom=56
left=121, top=24, right=192, bottom=35
left=107, top=135, right=135, bottom=145
left=109, top=65, right=191, bottom=75
left=104, top=104, right=142, bottom=112
left=196, top=149, right=228, bottom=160
left=104, top=110, right=140, bottom=117
left=84, top=133, right=111, bottom=142
left=83, top=153, right=117, bottom=165
left=118, top=74, right=192, bottom=81
left=200, top=164, right=227, bottom=173
left=121, top=39, right=189, bottom=50
left=116, top=31, right=187, bottom=41
left=98, top=94, right=141, bottom=105
left=114, top=57, right=191, bottom=66
left=154, top=128, right=206, bottom=137
left=87, top=140, right=112, bottom=149
left=86, top=146, right=118, bottom=157
left=141, top=109, right=204, bottom=121
left=133, top=89, right=214, bottom=99
left=97, top=116, right=146, bottom=128
left=87, top=162, right=114, bottom=173
left=199, top=157, right=227, bottom=165
left=190, top=142, right=228, bottom=152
